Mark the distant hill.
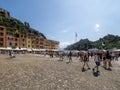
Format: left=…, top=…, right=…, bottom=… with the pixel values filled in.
left=65, top=34, right=120, bottom=50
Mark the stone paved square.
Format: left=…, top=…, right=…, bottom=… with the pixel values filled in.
left=0, top=54, right=120, bottom=90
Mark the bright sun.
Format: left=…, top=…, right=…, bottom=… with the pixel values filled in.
left=96, top=24, right=100, bottom=28
left=95, top=24, right=100, bottom=32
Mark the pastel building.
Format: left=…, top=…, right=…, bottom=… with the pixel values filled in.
left=19, top=34, right=27, bottom=48
left=0, top=26, right=6, bottom=47
left=27, top=36, right=32, bottom=49
left=0, top=9, right=59, bottom=51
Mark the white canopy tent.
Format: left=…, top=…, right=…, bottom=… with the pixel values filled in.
left=39, top=49, right=46, bottom=51
left=112, top=49, right=120, bottom=52
left=27, top=49, right=32, bottom=51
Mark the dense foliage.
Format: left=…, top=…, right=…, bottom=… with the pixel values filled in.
left=65, top=34, right=120, bottom=50
left=0, top=8, right=46, bottom=39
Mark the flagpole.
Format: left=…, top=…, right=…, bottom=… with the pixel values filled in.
left=75, top=32, right=77, bottom=42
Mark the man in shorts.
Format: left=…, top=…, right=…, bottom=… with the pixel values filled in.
left=92, top=53, right=100, bottom=73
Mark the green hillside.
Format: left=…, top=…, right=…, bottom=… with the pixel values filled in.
left=65, top=34, right=120, bottom=50
left=0, top=8, right=46, bottom=39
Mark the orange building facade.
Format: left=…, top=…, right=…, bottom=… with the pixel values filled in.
left=0, top=26, right=59, bottom=51
left=0, top=26, right=6, bottom=47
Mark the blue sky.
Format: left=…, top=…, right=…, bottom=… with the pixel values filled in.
left=0, top=0, right=120, bottom=48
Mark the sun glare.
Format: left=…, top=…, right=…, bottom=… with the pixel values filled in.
left=96, top=24, right=100, bottom=28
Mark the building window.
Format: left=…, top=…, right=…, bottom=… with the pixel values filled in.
left=0, top=32, right=3, bottom=36
left=15, top=34, right=19, bottom=38
left=0, top=38, right=3, bottom=41
left=40, top=46, right=43, bottom=48
left=9, top=42, right=12, bottom=46
left=40, top=42, right=43, bottom=44
left=15, top=38, right=17, bottom=41
left=28, top=45, right=30, bottom=48
left=0, top=43, right=3, bottom=47
left=36, top=41, right=38, bottom=44
left=0, top=27, right=4, bottom=30
left=15, top=43, right=17, bottom=46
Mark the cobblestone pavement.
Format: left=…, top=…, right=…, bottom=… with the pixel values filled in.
left=0, top=54, right=120, bottom=90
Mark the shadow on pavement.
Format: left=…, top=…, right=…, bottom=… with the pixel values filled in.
left=101, top=66, right=112, bottom=71
left=81, top=68, right=89, bottom=72
left=58, top=59, right=63, bottom=62
left=66, top=61, right=70, bottom=64
left=93, top=72, right=100, bottom=77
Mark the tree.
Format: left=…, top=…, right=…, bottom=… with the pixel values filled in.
left=65, top=34, right=120, bottom=50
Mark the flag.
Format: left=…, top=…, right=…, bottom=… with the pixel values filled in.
left=75, top=32, right=77, bottom=37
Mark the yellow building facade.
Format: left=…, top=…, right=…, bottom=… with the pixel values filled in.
left=0, top=26, right=59, bottom=51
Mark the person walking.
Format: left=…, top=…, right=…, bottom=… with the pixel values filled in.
left=68, top=51, right=72, bottom=63
left=102, top=52, right=106, bottom=68
left=59, top=51, right=64, bottom=61
left=82, top=52, right=90, bottom=72
left=9, top=51, right=12, bottom=58
left=105, top=51, right=112, bottom=70
left=92, top=53, right=101, bottom=73
left=79, top=52, right=84, bottom=62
